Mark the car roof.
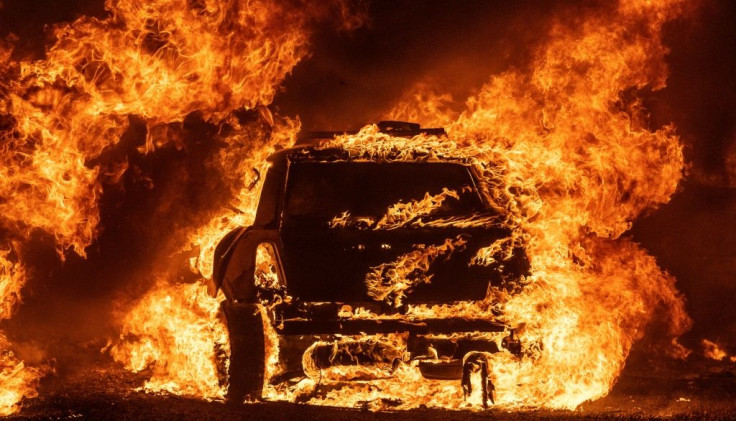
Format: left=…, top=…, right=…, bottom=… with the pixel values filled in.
left=266, top=121, right=473, bottom=165
left=266, top=144, right=476, bottom=166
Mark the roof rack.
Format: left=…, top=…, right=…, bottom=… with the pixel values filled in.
left=297, top=121, right=446, bottom=143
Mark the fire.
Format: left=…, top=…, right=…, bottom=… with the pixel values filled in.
left=305, top=0, right=692, bottom=409
left=0, top=247, right=25, bottom=322
left=306, top=117, right=688, bottom=409
left=701, top=339, right=736, bottom=363
left=254, top=243, right=281, bottom=291
left=366, top=236, right=468, bottom=308
left=328, top=187, right=493, bottom=230
left=99, top=0, right=362, bottom=403
left=0, top=248, right=44, bottom=416
left=0, top=0, right=705, bottom=415
left=0, top=332, right=43, bottom=417
left=301, top=335, right=406, bottom=382
left=384, top=80, right=460, bottom=129
left=0, top=0, right=363, bottom=414
left=374, top=188, right=460, bottom=230
left=188, top=114, right=299, bottom=281
left=108, top=281, right=228, bottom=400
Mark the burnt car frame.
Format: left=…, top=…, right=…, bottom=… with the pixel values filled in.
left=212, top=121, right=529, bottom=403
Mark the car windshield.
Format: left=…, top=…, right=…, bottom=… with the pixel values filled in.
left=284, top=161, right=486, bottom=221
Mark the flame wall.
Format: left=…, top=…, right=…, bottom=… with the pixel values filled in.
left=0, top=0, right=735, bottom=415
left=0, top=0, right=364, bottom=414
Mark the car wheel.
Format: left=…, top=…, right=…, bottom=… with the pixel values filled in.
left=223, top=301, right=265, bottom=403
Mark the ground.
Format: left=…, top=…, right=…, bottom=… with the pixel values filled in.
left=6, top=350, right=736, bottom=420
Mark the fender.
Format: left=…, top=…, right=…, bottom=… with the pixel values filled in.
left=212, top=226, right=284, bottom=302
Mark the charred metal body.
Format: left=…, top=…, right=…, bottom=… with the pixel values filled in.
left=213, top=122, right=529, bottom=402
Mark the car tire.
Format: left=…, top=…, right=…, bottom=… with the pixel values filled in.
left=223, top=301, right=265, bottom=403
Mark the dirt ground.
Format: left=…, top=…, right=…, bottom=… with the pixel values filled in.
left=6, top=350, right=736, bottom=421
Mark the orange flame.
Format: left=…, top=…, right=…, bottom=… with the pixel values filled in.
left=305, top=0, right=692, bottom=409
left=701, top=339, right=736, bottom=363
left=0, top=332, right=43, bottom=417
left=0, top=246, right=25, bottom=322
left=0, top=0, right=364, bottom=413
left=0, top=247, right=44, bottom=416
left=0, top=0, right=702, bottom=414
left=384, top=80, right=460, bottom=129
left=108, top=281, right=228, bottom=399
left=366, top=236, right=468, bottom=308
left=375, top=188, right=460, bottom=230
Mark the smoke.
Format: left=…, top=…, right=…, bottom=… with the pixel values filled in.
left=274, top=0, right=574, bottom=130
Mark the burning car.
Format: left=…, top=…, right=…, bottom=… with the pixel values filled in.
left=213, top=121, right=529, bottom=404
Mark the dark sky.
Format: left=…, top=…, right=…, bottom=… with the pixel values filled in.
left=1, top=0, right=736, bottom=350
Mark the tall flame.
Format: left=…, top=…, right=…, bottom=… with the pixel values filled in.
left=112, top=0, right=693, bottom=409
left=0, top=0, right=700, bottom=414
left=0, top=0, right=363, bottom=413
left=442, top=0, right=693, bottom=408
left=107, top=281, right=228, bottom=399
left=0, top=247, right=43, bottom=416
